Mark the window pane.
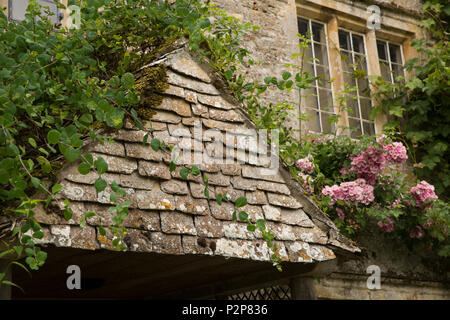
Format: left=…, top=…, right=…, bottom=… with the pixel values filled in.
left=304, top=88, right=318, bottom=109
left=363, top=121, right=375, bottom=136
left=303, top=62, right=314, bottom=76
left=316, top=66, right=331, bottom=89
left=311, top=22, right=326, bottom=43
left=341, top=53, right=353, bottom=72
left=298, top=18, right=309, bottom=36
left=305, top=108, right=321, bottom=132
left=339, top=30, right=350, bottom=50
left=380, top=61, right=392, bottom=82
left=377, top=41, right=388, bottom=61
left=392, top=64, right=405, bottom=82
left=314, top=43, right=329, bottom=66
left=360, top=98, right=372, bottom=120
left=389, top=44, right=402, bottom=64
left=346, top=96, right=359, bottom=117
left=318, top=89, right=333, bottom=111
left=357, top=78, right=370, bottom=97
left=303, top=46, right=313, bottom=62
left=321, top=113, right=335, bottom=133
left=343, top=71, right=356, bottom=87
left=349, top=118, right=362, bottom=138
left=352, top=34, right=365, bottom=54
left=354, top=54, right=368, bottom=73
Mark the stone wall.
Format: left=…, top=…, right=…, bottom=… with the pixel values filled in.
left=213, top=0, right=301, bottom=133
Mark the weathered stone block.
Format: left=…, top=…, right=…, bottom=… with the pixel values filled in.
left=214, top=186, right=245, bottom=202
left=230, top=176, right=258, bottom=191
left=209, top=108, right=244, bottom=122
left=267, top=193, right=302, bottom=209
left=222, top=221, right=255, bottom=239
left=194, top=215, right=224, bottom=238
left=257, top=180, right=290, bottom=195
left=205, top=172, right=230, bottom=186
left=182, top=235, right=214, bottom=255
left=220, top=164, right=242, bottom=176
left=167, top=70, right=219, bottom=95
left=241, top=166, right=284, bottom=183
left=279, top=208, right=315, bottom=227
left=174, top=195, right=210, bottom=215
left=190, top=182, right=215, bottom=199
left=123, top=209, right=160, bottom=231
left=209, top=201, right=235, bottom=220
left=138, top=161, right=171, bottom=180
left=166, top=50, right=212, bottom=83
left=151, top=110, right=182, bottom=124
left=119, top=172, right=157, bottom=190
left=150, top=232, right=183, bottom=255
left=61, top=181, right=97, bottom=202
left=136, top=189, right=175, bottom=210
left=160, top=211, right=197, bottom=235
left=197, top=93, right=234, bottom=110
left=70, top=226, right=98, bottom=250
left=245, top=190, right=268, bottom=205
left=262, top=204, right=281, bottom=221
left=154, top=96, right=192, bottom=117
left=161, top=179, right=189, bottom=195
left=87, top=140, right=125, bottom=157
left=91, top=153, right=137, bottom=174
left=125, top=143, right=164, bottom=162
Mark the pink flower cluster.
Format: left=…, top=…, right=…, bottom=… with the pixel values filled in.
left=298, top=172, right=314, bottom=193
left=295, top=156, right=314, bottom=174
left=321, top=178, right=375, bottom=206
left=383, top=142, right=408, bottom=164
left=409, top=225, right=424, bottom=239
left=377, top=217, right=394, bottom=233
left=349, top=146, right=386, bottom=185
left=410, top=180, right=438, bottom=207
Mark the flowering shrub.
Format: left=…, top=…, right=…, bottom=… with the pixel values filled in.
left=289, top=134, right=450, bottom=257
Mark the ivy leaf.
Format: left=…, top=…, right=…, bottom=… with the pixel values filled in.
left=51, top=184, right=63, bottom=194
left=256, top=219, right=266, bottom=231
left=282, top=71, right=291, bottom=80
left=238, top=211, right=248, bottom=222
left=235, top=197, right=247, bottom=208
left=94, top=157, right=108, bottom=174
left=63, top=148, right=81, bottom=162
left=78, top=162, right=91, bottom=175
left=94, top=178, right=107, bottom=192
left=216, top=193, right=223, bottom=205
left=28, top=138, right=37, bottom=148
left=247, top=224, right=256, bottom=232
left=150, top=138, right=160, bottom=152
left=169, top=161, right=177, bottom=172
left=47, top=130, right=60, bottom=144
left=180, top=167, right=189, bottom=180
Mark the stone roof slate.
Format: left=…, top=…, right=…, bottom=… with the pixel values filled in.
left=33, top=47, right=359, bottom=264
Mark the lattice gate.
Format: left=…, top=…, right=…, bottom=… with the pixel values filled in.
left=227, top=284, right=292, bottom=300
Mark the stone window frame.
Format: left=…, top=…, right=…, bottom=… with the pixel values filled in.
left=295, top=0, right=423, bottom=136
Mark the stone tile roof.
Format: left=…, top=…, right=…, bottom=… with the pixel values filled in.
left=33, top=47, right=359, bottom=264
